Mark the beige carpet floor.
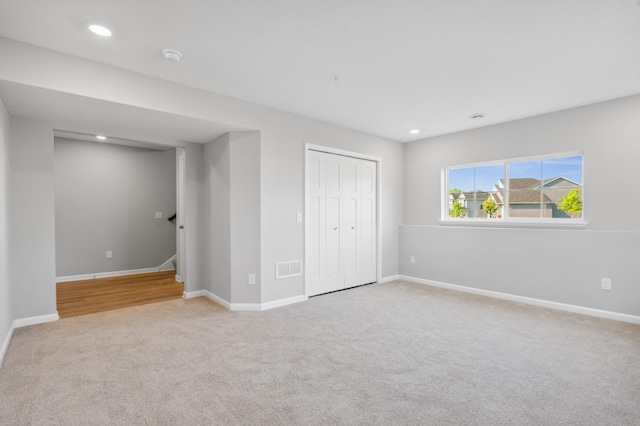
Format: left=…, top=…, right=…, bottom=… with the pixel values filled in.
left=1, top=280, right=639, bottom=425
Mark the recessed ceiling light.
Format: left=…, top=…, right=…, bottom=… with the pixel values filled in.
left=162, top=49, right=183, bottom=62
left=88, top=24, right=112, bottom=37
left=470, top=113, right=486, bottom=120
left=409, top=129, right=420, bottom=135
left=96, top=135, right=107, bottom=140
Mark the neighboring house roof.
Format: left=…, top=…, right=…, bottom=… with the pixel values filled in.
left=499, top=190, right=554, bottom=204
left=493, top=177, right=579, bottom=205
left=539, top=176, right=581, bottom=188
left=462, top=191, right=490, bottom=201
left=499, top=178, right=541, bottom=190
left=499, top=176, right=581, bottom=190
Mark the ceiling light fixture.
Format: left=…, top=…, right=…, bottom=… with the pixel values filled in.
left=162, top=49, right=183, bottom=62
left=88, top=24, right=112, bottom=37
left=470, top=113, right=486, bottom=120
left=409, top=129, right=420, bottom=135
left=96, top=135, right=107, bottom=140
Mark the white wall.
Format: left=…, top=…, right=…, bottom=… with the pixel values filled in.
left=8, top=116, right=57, bottom=319
left=55, top=139, right=176, bottom=277
left=402, top=95, right=640, bottom=317
left=0, top=96, right=12, bottom=361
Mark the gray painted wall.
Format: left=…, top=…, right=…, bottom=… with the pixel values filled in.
left=4, top=115, right=205, bottom=324
left=229, top=132, right=261, bottom=304
left=0, top=40, right=405, bottom=307
left=260, top=124, right=404, bottom=303
left=204, top=133, right=231, bottom=301
left=402, top=95, right=640, bottom=316
left=0, top=97, right=11, bottom=354
left=54, top=139, right=176, bottom=276
left=204, top=132, right=261, bottom=304
left=9, top=117, right=57, bottom=319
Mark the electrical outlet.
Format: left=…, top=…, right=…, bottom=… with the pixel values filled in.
left=248, top=274, right=256, bottom=285
left=410, top=256, right=415, bottom=264
left=106, top=251, right=112, bottom=259
left=601, top=278, right=612, bottom=291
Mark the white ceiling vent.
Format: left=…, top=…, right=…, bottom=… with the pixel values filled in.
left=275, top=260, right=303, bottom=279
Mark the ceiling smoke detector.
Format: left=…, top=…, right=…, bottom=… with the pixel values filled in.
left=162, top=49, right=182, bottom=62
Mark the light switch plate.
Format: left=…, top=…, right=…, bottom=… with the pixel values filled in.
left=155, top=212, right=163, bottom=219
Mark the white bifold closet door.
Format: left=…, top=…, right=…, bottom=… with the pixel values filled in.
left=307, top=150, right=377, bottom=297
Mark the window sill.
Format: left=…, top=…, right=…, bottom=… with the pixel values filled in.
left=439, top=219, right=587, bottom=230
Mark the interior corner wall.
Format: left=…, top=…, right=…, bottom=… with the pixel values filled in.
left=8, top=116, right=57, bottom=320
left=203, top=132, right=261, bottom=304
left=401, top=95, right=640, bottom=317
left=0, top=96, right=13, bottom=356
left=54, top=139, right=176, bottom=277
left=204, top=134, right=231, bottom=301
left=229, top=132, right=260, bottom=304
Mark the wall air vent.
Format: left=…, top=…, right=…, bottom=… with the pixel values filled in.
left=275, top=260, right=303, bottom=279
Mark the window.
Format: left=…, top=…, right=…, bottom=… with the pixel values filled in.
left=444, top=153, right=583, bottom=225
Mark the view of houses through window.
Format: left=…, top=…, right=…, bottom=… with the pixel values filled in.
left=447, top=154, right=583, bottom=220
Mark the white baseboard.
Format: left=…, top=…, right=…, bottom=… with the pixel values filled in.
left=1, top=312, right=59, bottom=367
left=184, top=290, right=231, bottom=309
left=56, top=267, right=168, bottom=283
left=261, top=295, right=307, bottom=311
left=379, top=275, right=400, bottom=284
left=175, top=274, right=183, bottom=283
left=13, top=313, right=60, bottom=328
left=183, top=290, right=307, bottom=312
left=399, top=275, right=640, bottom=325
left=158, top=255, right=177, bottom=271
left=0, top=323, right=15, bottom=368
left=229, top=302, right=262, bottom=312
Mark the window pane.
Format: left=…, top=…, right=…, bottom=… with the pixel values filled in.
left=444, top=154, right=583, bottom=222
left=542, top=155, right=583, bottom=219
left=472, top=165, right=502, bottom=218
left=508, top=160, right=542, bottom=218
left=448, top=165, right=503, bottom=219
left=448, top=168, right=473, bottom=218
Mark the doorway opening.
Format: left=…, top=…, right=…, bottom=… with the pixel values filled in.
left=53, top=133, right=187, bottom=317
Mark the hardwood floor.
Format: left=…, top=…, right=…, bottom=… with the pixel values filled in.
left=56, top=270, right=184, bottom=318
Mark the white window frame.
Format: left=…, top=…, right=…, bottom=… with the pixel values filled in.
left=440, top=151, right=586, bottom=229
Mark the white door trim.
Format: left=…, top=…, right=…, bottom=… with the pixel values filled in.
left=176, top=147, right=186, bottom=283
left=304, top=143, right=382, bottom=298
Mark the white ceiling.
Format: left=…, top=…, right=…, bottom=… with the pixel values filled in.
left=0, top=0, right=639, bottom=142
